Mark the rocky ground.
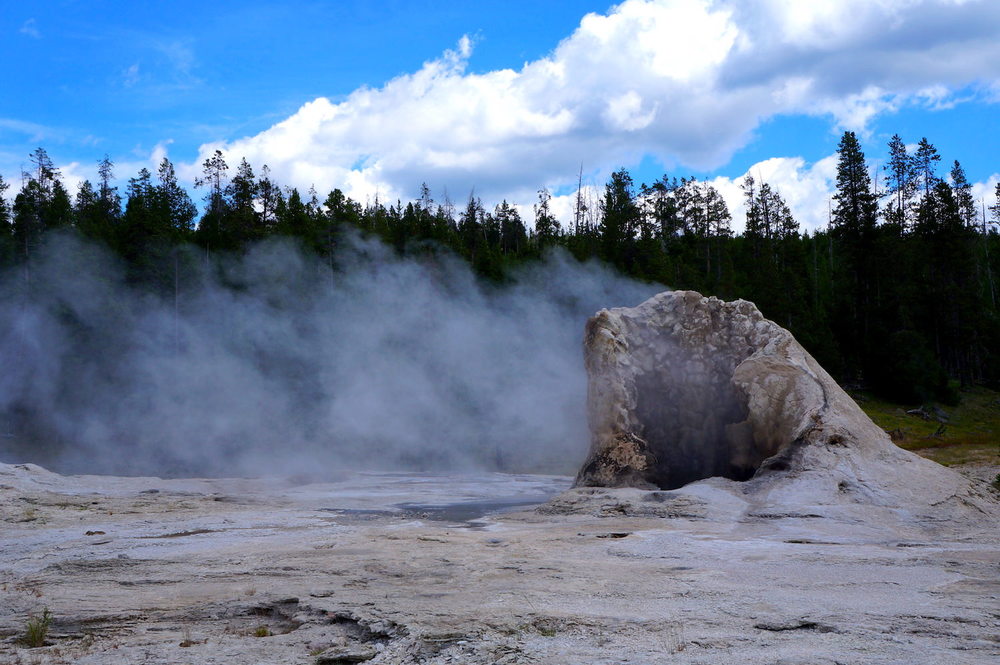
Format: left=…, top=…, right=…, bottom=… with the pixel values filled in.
left=1, top=462, right=998, bottom=665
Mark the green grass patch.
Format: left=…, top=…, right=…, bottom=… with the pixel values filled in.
left=852, top=386, right=1000, bottom=467
left=19, top=608, right=52, bottom=648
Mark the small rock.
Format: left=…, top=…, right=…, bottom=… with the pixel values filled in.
left=754, top=619, right=834, bottom=633
left=314, top=644, right=377, bottom=664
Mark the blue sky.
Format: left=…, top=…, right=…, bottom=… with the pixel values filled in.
left=2, top=0, right=998, bottom=231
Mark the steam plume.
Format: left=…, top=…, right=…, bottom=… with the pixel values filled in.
left=0, top=233, right=659, bottom=478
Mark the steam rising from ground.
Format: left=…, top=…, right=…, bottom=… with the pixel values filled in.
left=0, top=234, right=658, bottom=478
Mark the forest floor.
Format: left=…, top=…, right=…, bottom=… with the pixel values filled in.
left=854, top=386, right=1000, bottom=485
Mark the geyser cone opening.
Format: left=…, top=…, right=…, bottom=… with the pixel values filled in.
left=576, top=290, right=810, bottom=491
left=630, top=350, right=760, bottom=490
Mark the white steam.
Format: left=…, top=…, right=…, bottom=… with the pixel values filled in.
left=0, top=233, right=659, bottom=478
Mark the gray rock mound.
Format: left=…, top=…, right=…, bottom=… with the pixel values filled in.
left=574, top=290, right=996, bottom=525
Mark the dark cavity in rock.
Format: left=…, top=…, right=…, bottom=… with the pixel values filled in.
left=577, top=290, right=797, bottom=490
left=630, top=339, right=757, bottom=488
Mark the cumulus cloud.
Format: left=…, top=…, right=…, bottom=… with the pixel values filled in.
left=710, top=155, right=840, bottom=233
left=971, top=174, right=1000, bottom=224
left=187, top=0, right=999, bottom=219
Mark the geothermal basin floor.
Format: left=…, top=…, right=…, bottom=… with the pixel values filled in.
left=0, top=463, right=998, bottom=664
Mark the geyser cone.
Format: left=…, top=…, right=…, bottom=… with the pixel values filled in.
left=577, top=290, right=813, bottom=489
left=574, top=291, right=996, bottom=520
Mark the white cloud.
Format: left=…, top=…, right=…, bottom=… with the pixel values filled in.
left=19, top=19, right=40, bottom=39
left=0, top=118, right=50, bottom=143
left=56, top=161, right=87, bottom=196
left=971, top=174, right=1000, bottom=226
left=711, top=155, right=840, bottom=233
left=122, top=63, right=141, bottom=88
left=187, top=0, right=1000, bottom=221
left=604, top=91, right=658, bottom=131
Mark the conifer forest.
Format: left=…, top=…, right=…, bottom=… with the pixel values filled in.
left=2, top=129, right=998, bottom=426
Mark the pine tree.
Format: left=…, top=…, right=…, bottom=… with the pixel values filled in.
left=120, top=168, right=157, bottom=265
left=912, top=137, right=941, bottom=200
left=44, top=179, right=73, bottom=230
left=226, top=158, right=260, bottom=245
left=415, top=183, right=436, bottom=240
left=155, top=158, right=197, bottom=239
left=643, top=176, right=681, bottom=248
left=703, top=184, right=732, bottom=283
left=96, top=154, right=122, bottom=223
left=914, top=180, right=979, bottom=387
left=28, top=147, right=57, bottom=191
left=949, top=160, right=976, bottom=227
left=0, top=174, right=9, bottom=233
left=742, top=174, right=763, bottom=249
left=599, top=168, right=639, bottom=270
left=13, top=148, right=70, bottom=272
left=0, top=174, right=12, bottom=267
left=830, top=131, right=879, bottom=380
left=495, top=200, right=526, bottom=255
left=533, top=188, right=559, bottom=248
left=194, top=150, right=231, bottom=249
left=832, top=132, right=878, bottom=239
left=883, top=134, right=915, bottom=230
left=256, top=165, right=283, bottom=235
left=274, top=186, right=327, bottom=254
left=991, top=182, right=1000, bottom=225
left=458, top=194, right=485, bottom=257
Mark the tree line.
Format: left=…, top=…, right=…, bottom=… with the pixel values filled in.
left=1, top=132, right=998, bottom=404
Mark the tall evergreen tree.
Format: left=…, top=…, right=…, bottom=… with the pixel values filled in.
left=226, top=158, right=260, bottom=245
left=830, top=131, right=879, bottom=380
left=0, top=175, right=9, bottom=232
left=0, top=174, right=12, bottom=267
left=949, top=160, right=976, bottom=227
left=75, top=180, right=110, bottom=244
left=533, top=188, right=559, bottom=248
left=277, top=187, right=324, bottom=251
left=120, top=167, right=157, bottom=265
left=832, top=132, right=878, bottom=239
left=991, top=182, right=1000, bottom=225
left=599, top=168, right=640, bottom=271
left=458, top=194, right=485, bottom=257
left=155, top=157, right=197, bottom=239
left=28, top=147, right=57, bottom=191
left=13, top=149, right=70, bottom=271
left=194, top=150, right=231, bottom=249
left=883, top=134, right=915, bottom=230
left=643, top=176, right=681, bottom=245
left=912, top=137, right=941, bottom=200
left=256, top=165, right=283, bottom=235
left=44, top=179, right=73, bottom=231
left=96, top=154, right=122, bottom=223
left=495, top=200, right=526, bottom=255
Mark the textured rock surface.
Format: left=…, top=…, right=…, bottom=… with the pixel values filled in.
left=1, top=463, right=998, bottom=664
left=575, top=290, right=994, bottom=524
